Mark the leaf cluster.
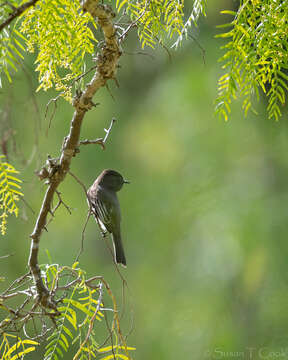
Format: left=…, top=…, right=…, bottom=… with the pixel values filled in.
left=215, top=0, right=288, bottom=121
left=0, top=260, right=135, bottom=360
left=117, top=0, right=206, bottom=48
left=20, top=0, right=97, bottom=101
left=0, top=333, right=38, bottom=360
left=44, top=263, right=104, bottom=360
left=1, top=0, right=205, bottom=98
left=0, top=0, right=26, bottom=85
left=42, top=262, right=135, bottom=360
left=0, top=156, right=23, bottom=235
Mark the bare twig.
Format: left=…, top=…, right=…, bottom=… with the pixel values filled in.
left=46, top=199, right=61, bottom=225
left=19, top=61, right=42, bottom=167
left=20, top=197, right=35, bottom=214
left=103, top=308, right=116, bottom=358
left=2, top=272, right=31, bottom=296
left=103, top=118, right=117, bottom=144
left=188, top=33, right=206, bottom=65
left=46, top=190, right=72, bottom=226
left=44, top=94, right=62, bottom=135
left=124, top=50, right=155, bottom=60
left=68, top=171, right=88, bottom=194
left=67, top=170, right=91, bottom=262
left=79, top=117, right=116, bottom=150
left=75, top=209, right=91, bottom=262
left=79, top=138, right=105, bottom=149
left=0, top=253, right=15, bottom=260
left=56, top=190, right=72, bottom=215
left=73, top=65, right=98, bottom=83
left=105, top=83, right=116, bottom=101
left=159, top=41, right=172, bottom=63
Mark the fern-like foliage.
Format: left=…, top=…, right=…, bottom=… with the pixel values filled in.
left=43, top=262, right=135, bottom=360
left=0, top=333, right=38, bottom=359
left=0, top=156, right=23, bottom=235
left=215, top=0, right=288, bottom=121
left=116, top=0, right=206, bottom=48
left=172, top=0, right=206, bottom=48
left=20, top=0, right=97, bottom=101
left=0, top=0, right=26, bottom=86
left=0, top=259, right=135, bottom=359
left=1, top=0, right=206, bottom=98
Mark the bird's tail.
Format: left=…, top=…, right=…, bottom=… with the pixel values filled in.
left=112, top=232, right=127, bottom=267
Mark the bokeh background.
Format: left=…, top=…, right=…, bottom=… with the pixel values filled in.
left=1, top=1, right=288, bottom=359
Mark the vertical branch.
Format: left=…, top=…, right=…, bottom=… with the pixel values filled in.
left=28, top=1, right=122, bottom=308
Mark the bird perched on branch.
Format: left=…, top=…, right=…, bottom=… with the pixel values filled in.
left=87, top=169, right=129, bottom=267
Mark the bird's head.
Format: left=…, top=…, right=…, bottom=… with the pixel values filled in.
left=98, top=169, right=129, bottom=192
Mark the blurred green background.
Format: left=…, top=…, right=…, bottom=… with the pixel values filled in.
left=1, top=1, right=288, bottom=359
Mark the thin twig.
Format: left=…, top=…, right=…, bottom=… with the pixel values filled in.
left=0, top=253, right=15, bottom=260
left=103, top=307, right=116, bottom=359
left=105, top=83, right=116, bottom=101
left=79, top=138, right=105, bottom=149
left=119, top=0, right=151, bottom=42
left=123, top=50, right=155, bottom=60
left=78, top=118, right=116, bottom=150
left=75, top=210, right=91, bottom=262
left=2, top=272, right=30, bottom=296
left=103, top=118, right=116, bottom=143
left=46, top=190, right=72, bottom=226
left=44, top=94, right=62, bottom=135
left=20, top=197, right=35, bottom=214
left=19, top=61, right=42, bottom=167
left=188, top=33, right=206, bottom=65
left=68, top=171, right=88, bottom=194
left=159, top=41, right=172, bottom=63
left=56, top=190, right=72, bottom=215
left=73, top=282, right=104, bottom=360
left=67, top=170, right=91, bottom=262
left=73, top=65, right=98, bottom=84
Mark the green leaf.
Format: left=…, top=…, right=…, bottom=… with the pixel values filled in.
left=62, top=325, right=73, bottom=339
left=220, top=10, right=237, bottom=16
left=10, top=347, right=37, bottom=360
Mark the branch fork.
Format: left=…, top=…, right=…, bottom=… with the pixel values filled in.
left=78, top=117, right=116, bottom=150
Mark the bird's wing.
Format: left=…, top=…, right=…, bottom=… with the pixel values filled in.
left=88, top=184, right=120, bottom=234
left=93, top=194, right=119, bottom=235
left=95, top=198, right=112, bottom=226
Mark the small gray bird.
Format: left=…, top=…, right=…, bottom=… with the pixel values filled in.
left=87, top=169, right=129, bottom=267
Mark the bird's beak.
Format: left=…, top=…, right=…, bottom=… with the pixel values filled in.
left=124, top=179, right=130, bottom=184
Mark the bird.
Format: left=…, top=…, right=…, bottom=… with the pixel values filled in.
left=87, top=169, right=129, bottom=267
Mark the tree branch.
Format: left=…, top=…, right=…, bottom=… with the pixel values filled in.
left=28, top=0, right=122, bottom=309
left=0, top=269, right=119, bottom=344
left=79, top=117, right=116, bottom=149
